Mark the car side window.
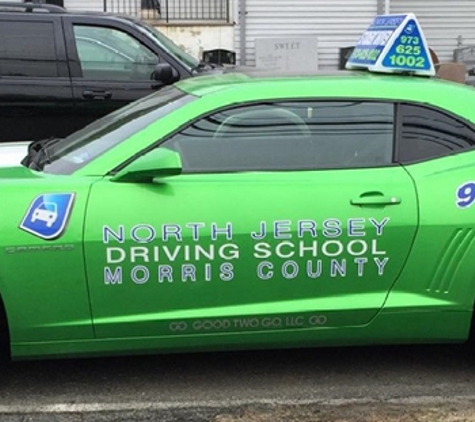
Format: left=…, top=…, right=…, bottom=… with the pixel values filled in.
left=162, top=101, right=394, bottom=173
left=398, top=104, right=475, bottom=163
left=0, top=20, right=58, bottom=77
left=73, top=25, right=159, bottom=81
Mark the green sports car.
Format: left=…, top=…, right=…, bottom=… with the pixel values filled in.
left=3, top=68, right=475, bottom=360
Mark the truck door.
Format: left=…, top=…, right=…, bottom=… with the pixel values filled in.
left=0, top=15, right=74, bottom=142
left=62, top=16, right=186, bottom=132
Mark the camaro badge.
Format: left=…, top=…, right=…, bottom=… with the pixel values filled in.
left=19, top=193, right=75, bottom=240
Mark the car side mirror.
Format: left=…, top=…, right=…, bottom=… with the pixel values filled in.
left=152, top=63, right=180, bottom=85
left=110, top=148, right=182, bottom=183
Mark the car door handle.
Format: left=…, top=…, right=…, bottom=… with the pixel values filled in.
left=82, top=90, right=112, bottom=100
left=350, top=194, right=401, bottom=206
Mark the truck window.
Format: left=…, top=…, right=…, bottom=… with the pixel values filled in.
left=73, top=25, right=159, bottom=81
left=0, top=20, right=59, bottom=77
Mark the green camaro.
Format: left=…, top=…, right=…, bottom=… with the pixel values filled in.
left=3, top=68, right=475, bottom=359
left=5, top=13, right=470, bottom=362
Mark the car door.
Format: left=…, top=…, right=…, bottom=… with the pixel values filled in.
left=83, top=100, right=418, bottom=339
left=62, top=16, right=184, bottom=132
left=0, top=15, right=74, bottom=141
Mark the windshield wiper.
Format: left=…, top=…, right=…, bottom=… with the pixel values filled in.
left=22, top=137, right=62, bottom=170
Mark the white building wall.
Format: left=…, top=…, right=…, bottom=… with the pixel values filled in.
left=234, top=0, right=378, bottom=69
left=65, top=0, right=104, bottom=11
left=156, top=25, right=235, bottom=60
left=66, top=0, right=141, bottom=14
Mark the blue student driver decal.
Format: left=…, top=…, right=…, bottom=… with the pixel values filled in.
left=20, top=193, right=75, bottom=240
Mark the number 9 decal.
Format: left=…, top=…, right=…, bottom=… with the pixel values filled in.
left=456, top=182, right=475, bottom=208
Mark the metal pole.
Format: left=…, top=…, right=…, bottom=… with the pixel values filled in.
left=377, top=0, right=390, bottom=15
left=239, top=0, right=246, bottom=65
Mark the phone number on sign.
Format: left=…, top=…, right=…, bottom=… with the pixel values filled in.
left=387, top=36, right=426, bottom=69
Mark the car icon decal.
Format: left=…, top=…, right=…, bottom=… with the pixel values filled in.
left=20, top=193, right=75, bottom=240
left=31, top=201, right=58, bottom=228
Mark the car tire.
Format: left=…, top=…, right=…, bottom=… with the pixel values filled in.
left=0, top=296, right=10, bottom=361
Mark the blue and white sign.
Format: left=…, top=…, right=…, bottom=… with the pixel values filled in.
left=20, top=193, right=75, bottom=240
left=346, top=13, right=435, bottom=76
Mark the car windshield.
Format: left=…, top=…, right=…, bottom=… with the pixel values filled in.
left=37, top=86, right=195, bottom=175
left=135, top=21, right=200, bottom=70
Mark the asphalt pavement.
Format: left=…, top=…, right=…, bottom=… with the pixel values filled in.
left=0, top=344, right=475, bottom=421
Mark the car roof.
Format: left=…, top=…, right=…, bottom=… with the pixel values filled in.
left=175, top=69, right=465, bottom=98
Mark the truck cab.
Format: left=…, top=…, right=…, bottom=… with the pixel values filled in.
left=0, top=2, right=222, bottom=142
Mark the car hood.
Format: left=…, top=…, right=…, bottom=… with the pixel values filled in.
left=0, top=165, right=39, bottom=179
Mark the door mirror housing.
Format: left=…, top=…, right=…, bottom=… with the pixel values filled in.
left=152, top=63, right=180, bottom=85
left=111, top=148, right=182, bottom=183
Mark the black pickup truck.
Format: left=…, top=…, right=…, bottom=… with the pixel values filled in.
left=0, top=2, right=221, bottom=142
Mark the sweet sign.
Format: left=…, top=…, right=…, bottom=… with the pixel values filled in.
left=346, top=13, right=435, bottom=76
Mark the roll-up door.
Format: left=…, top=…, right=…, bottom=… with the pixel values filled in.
left=235, top=0, right=378, bottom=69
left=390, top=1, right=475, bottom=62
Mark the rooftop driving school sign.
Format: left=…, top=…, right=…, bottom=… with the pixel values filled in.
left=346, top=13, right=435, bottom=76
